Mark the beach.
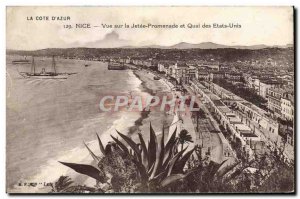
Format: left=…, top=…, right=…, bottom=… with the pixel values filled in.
left=130, top=70, right=174, bottom=140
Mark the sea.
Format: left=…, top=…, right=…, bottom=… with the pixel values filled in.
left=6, top=56, right=161, bottom=193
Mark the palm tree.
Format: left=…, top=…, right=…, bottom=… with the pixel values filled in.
left=178, top=129, right=193, bottom=151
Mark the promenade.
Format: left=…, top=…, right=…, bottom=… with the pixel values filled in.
left=184, top=85, right=235, bottom=163
left=145, top=69, right=238, bottom=163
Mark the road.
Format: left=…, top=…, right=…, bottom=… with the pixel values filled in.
left=210, top=132, right=223, bottom=163
left=146, top=70, right=234, bottom=164
left=184, top=85, right=225, bottom=163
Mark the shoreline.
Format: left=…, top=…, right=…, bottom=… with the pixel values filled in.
left=130, top=69, right=174, bottom=136
left=132, top=70, right=155, bottom=95
left=126, top=69, right=151, bottom=136
left=127, top=69, right=170, bottom=136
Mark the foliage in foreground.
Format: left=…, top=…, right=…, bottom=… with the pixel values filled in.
left=50, top=175, right=103, bottom=193
left=56, top=124, right=235, bottom=193
left=54, top=123, right=294, bottom=193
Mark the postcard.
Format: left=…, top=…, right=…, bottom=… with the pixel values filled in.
left=6, top=6, right=294, bottom=194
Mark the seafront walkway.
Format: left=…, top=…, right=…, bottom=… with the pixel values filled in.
left=143, top=69, right=233, bottom=161
left=183, top=85, right=234, bottom=163
left=140, top=69, right=237, bottom=162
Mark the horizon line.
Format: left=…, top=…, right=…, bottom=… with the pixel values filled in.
left=6, top=41, right=294, bottom=52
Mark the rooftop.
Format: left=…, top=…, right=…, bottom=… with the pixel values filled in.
left=235, top=124, right=252, bottom=131
left=210, top=71, right=225, bottom=75
left=241, top=132, right=258, bottom=138
left=260, top=78, right=283, bottom=85
left=212, top=100, right=226, bottom=107
left=198, top=72, right=209, bottom=75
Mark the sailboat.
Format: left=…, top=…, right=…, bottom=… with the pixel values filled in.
left=18, top=56, right=76, bottom=79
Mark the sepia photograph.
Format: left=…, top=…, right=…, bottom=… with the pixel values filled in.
left=6, top=6, right=295, bottom=194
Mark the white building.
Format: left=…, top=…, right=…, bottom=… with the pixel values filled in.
left=254, top=78, right=283, bottom=99
left=281, top=93, right=294, bottom=121
left=158, top=63, right=165, bottom=72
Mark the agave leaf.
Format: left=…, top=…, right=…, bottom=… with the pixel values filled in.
left=148, top=171, right=168, bottom=187
left=59, top=161, right=105, bottom=183
left=211, top=160, right=227, bottom=176
left=110, top=135, right=129, bottom=155
left=165, top=127, right=177, bottom=154
left=162, top=142, right=177, bottom=169
left=83, top=142, right=100, bottom=162
left=159, top=125, right=165, bottom=164
left=152, top=171, right=167, bottom=182
left=158, top=126, right=165, bottom=173
left=160, top=173, right=187, bottom=188
left=151, top=125, right=166, bottom=178
left=150, top=140, right=161, bottom=179
left=131, top=158, right=148, bottom=184
left=173, top=147, right=195, bottom=174
left=116, top=130, right=142, bottom=163
left=133, top=149, right=140, bottom=162
left=204, top=160, right=227, bottom=181
left=216, top=159, right=240, bottom=178
left=224, top=166, right=246, bottom=182
left=96, top=133, right=106, bottom=155
left=148, top=123, right=158, bottom=170
left=138, top=133, right=148, bottom=168
left=147, top=161, right=155, bottom=176
left=162, top=153, right=172, bottom=170
left=166, top=147, right=187, bottom=176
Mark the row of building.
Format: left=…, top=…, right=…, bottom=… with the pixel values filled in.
left=119, top=57, right=294, bottom=123
left=267, top=87, right=294, bottom=121
left=243, top=74, right=294, bottom=121
left=157, top=61, right=244, bottom=84
left=190, top=81, right=256, bottom=160
left=157, top=61, right=295, bottom=122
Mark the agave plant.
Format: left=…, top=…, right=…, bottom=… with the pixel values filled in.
left=59, top=123, right=196, bottom=192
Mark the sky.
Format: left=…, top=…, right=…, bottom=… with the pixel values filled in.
left=6, top=6, right=294, bottom=50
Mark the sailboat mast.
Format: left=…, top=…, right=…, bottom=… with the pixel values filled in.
left=31, top=56, right=35, bottom=75
left=52, top=55, right=56, bottom=75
